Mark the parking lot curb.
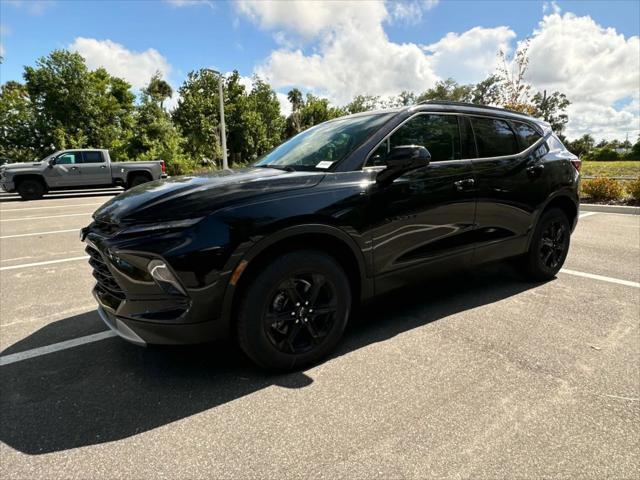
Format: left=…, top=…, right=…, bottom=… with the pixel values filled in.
left=580, top=203, right=640, bottom=215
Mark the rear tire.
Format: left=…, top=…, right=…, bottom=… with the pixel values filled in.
left=520, top=208, right=571, bottom=281
left=236, top=250, right=351, bottom=370
left=17, top=179, right=45, bottom=200
left=127, top=174, right=150, bottom=189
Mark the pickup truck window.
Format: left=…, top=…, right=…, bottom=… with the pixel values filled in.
left=82, top=151, right=104, bottom=163
left=56, top=152, right=81, bottom=164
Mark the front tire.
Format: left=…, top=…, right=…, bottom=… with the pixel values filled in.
left=17, top=179, right=45, bottom=200
left=236, top=250, right=351, bottom=370
left=520, top=208, right=571, bottom=281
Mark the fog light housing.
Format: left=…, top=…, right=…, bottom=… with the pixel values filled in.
left=148, top=259, right=186, bottom=296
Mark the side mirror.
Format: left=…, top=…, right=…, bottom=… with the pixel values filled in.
left=376, top=145, right=431, bottom=184
left=48, top=158, right=56, bottom=168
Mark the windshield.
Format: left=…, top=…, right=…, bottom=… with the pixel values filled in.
left=254, top=112, right=395, bottom=171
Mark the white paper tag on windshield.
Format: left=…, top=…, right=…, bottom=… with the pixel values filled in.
left=316, top=161, right=334, bottom=169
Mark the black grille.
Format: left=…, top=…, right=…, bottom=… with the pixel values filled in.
left=86, top=244, right=125, bottom=310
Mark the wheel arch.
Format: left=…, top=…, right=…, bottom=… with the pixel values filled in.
left=221, top=224, right=372, bottom=330
left=526, top=191, right=579, bottom=250
left=542, top=192, right=579, bottom=231
left=126, top=170, right=153, bottom=185
left=13, top=174, right=49, bottom=190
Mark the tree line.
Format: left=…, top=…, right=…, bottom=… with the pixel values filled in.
left=1, top=46, right=636, bottom=174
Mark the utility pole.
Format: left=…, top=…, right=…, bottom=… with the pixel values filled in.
left=203, top=68, right=228, bottom=170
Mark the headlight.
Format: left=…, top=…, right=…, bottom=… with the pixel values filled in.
left=148, top=259, right=186, bottom=295
left=121, top=217, right=203, bottom=235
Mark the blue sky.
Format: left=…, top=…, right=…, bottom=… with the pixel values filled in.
left=1, top=0, right=639, bottom=140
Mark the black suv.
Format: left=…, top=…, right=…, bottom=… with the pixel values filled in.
left=81, top=101, right=580, bottom=369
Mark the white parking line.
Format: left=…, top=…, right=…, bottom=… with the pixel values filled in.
left=0, top=228, right=79, bottom=239
left=0, top=212, right=91, bottom=222
left=579, top=212, right=598, bottom=219
left=0, top=256, right=89, bottom=271
left=0, top=331, right=116, bottom=366
left=560, top=268, right=640, bottom=289
left=0, top=202, right=102, bottom=212
left=0, top=265, right=637, bottom=366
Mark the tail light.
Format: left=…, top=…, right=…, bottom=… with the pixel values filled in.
left=571, top=158, right=581, bottom=172
left=161, top=160, right=166, bottom=174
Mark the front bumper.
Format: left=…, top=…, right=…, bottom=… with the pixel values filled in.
left=84, top=229, right=230, bottom=345
left=0, top=180, right=15, bottom=192
left=96, top=302, right=223, bottom=345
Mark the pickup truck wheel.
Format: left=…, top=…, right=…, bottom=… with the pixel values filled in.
left=17, top=179, right=45, bottom=200
left=127, top=174, right=151, bottom=189
left=236, top=250, right=351, bottom=370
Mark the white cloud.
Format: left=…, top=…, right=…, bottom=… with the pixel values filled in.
left=542, top=1, right=561, bottom=15
left=525, top=12, right=640, bottom=139
left=422, top=26, right=515, bottom=84
left=276, top=92, right=292, bottom=117
left=389, top=0, right=439, bottom=24
left=235, top=0, right=387, bottom=42
left=243, top=1, right=435, bottom=104
left=242, top=0, right=512, bottom=105
left=0, top=43, right=5, bottom=58
left=69, top=37, right=172, bottom=90
left=564, top=101, right=639, bottom=141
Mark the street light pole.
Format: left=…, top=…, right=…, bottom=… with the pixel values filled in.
left=204, top=68, right=228, bottom=170
left=218, top=76, right=228, bottom=170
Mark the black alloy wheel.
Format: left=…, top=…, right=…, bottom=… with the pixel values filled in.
left=521, top=208, right=571, bottom=281
left=538, top=220, right=568, bottom=270
left=264, top=273, right=338, bottom=355
left=236, top=250, right=351, bottom=370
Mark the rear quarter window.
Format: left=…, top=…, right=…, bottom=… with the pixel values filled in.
left=512, top=121, right=542, bottom=149
left=82, top=151, right=104, bottom=163
left=470, top=117, right=518, bottom=158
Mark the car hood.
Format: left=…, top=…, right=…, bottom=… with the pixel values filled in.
left=93, top=167, right=325, bottom=225
left=1, top=161, right=45, bottom=172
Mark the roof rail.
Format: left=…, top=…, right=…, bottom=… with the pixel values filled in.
left=418, top=100, right=534, bottom=118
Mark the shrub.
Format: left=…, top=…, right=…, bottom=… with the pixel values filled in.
left=585, top=147, right=620, bottom=161
left=626, top=178, right=640, bottom=201
left=581, top=177, right=624, bottom=202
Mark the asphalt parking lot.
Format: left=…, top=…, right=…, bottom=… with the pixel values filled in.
left=1, top=189, right=638, bottom=479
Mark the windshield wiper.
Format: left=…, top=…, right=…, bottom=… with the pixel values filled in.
left=256, top=164, right=296, bottom=172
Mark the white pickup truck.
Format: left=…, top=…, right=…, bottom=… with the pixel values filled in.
left=0, top=149, right=167, bottom=200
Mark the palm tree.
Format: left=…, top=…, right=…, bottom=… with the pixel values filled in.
left=287, top=88, right=303, bottom=112
left=146, top=71, right=173, bottom=109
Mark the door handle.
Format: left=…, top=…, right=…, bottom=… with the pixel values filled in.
left=70, top=166, right=79, bottom=171
left=526, top=164, right=544, bottom=176
left=100, top=165, right=107, bottom=169
left=454, top=178, right=475, bottom=191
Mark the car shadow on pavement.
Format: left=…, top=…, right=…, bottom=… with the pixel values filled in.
left=0, top=263, right=544, bottom=455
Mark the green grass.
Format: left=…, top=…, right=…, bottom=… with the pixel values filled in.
left=582, top=161, right=640, bottom=177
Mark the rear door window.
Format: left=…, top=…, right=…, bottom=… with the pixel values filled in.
left=470, top=117, right=519, bottom=158
left=82, top=151, right=104, bottom=163
left=512, top=121, right=542, bottom=149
